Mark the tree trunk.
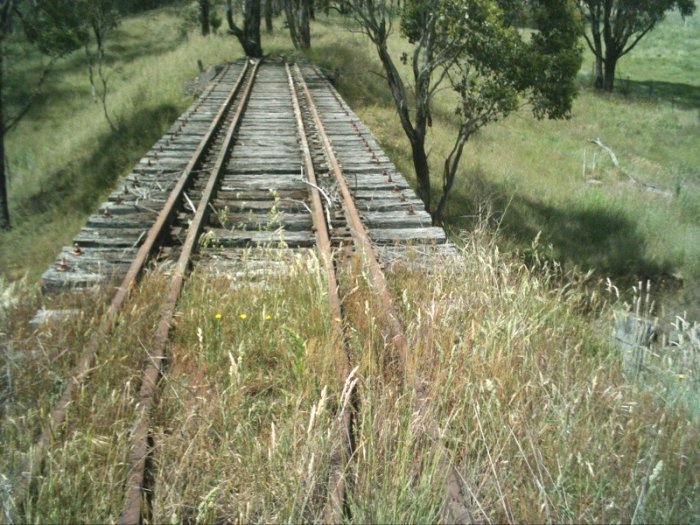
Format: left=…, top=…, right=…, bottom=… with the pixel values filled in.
left=592, top=27, right=604, bottom=89
left=264, top=0, right=273, bottom=33
left=227, top=0, right=263, bottom=57
left=243, top=0, right=262, bottom=57
left=603, top=53, right=616, bottom=91
left=200, top=0, right=211, bottom=36
left=433, top=132, right=468, bottom=223
left=373, top=41, right=431, bottom=212
left=283, top=0, right=299, bottom=48
left=410, top=138, right=431, bottom=213
left=0, top=49, right=10, bottom=230
left=299, top=0, right=310, bottom=49
left=594, top=56, right=603, bottom=89
left=284, top=0, right=310, bottom=49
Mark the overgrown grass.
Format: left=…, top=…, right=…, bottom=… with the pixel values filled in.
left=0, top=272, right=168, bottom=522
left=150, top=252, right=338, bottom=523
left=387, top=230, right=698, bottom=523
left=2, top=237, right=696, bottom=522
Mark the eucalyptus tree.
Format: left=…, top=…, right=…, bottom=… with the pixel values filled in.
left=226, top=0, right=263, bottom=57
left=578, top=0, right=695, bottom=91
left=347, top=0, right=583, bottom=221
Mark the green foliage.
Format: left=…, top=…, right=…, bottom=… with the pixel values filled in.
left=528, top=0, right=584, bottom=119
left=401, top=0, right=582, bottom=125
left=180, top=0, right=202, bottom=30
left=19, top=0, right=86, bottom=57
left=209, top=7, right=223, bottom=32
left=610, top=0, right=696, bottom=28
left=22, top=0, right=121, bottom=54
left=180, top=0, right=223, bottom=33
left=115, top=0, right=183, bottom=14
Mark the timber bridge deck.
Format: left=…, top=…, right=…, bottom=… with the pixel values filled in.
left=42, top=58, right=451, bottom=290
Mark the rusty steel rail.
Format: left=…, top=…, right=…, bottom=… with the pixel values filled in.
left=119, top=58, right=262, bottom=525
left=294, top=63, right=473, bottom=523
left=285, top=63, right=354, bottom=524
left=13, top=61, right=250, bottom=512
left=294, top=63, right=410, bottom=373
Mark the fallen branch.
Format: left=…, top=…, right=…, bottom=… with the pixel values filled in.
left=589, top=138, right=674, bottom=198
left=590, top=138, right=619, bottom=168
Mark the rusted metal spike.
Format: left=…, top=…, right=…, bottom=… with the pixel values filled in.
left=407, top=204, right=415, bottom=215
left=72, top=243, right=82, bottom=256
left=103, top=207, right=111, bottom=218
left=399, top=193, right=407, bottom=202
left=56, top=257, right=68, bottom=272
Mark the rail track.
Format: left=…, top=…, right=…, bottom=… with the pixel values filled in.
left=23, top=57, right=466, bottom=522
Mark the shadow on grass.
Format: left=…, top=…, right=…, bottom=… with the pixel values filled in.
left=3, top=24, right=186, bottom=121
left=579, top=73, right=700, bottom=109
left=11, top=102, right=179, bottom=222
left=444, top=173, right=674, bottom=285
left=620, top=79, right=700, bottom=110
left=106, top=25, right=189, bottom=65
left=306, top=41, right=395, bottom=108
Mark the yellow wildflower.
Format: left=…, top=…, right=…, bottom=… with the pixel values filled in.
left=239, top=313, right=248, bottom=320
left=265, top=314, right=272, bottom=320
left=214, top=313, right=222, bottom=320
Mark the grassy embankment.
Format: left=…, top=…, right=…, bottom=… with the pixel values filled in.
left=0, top=4, right=698, bottom=523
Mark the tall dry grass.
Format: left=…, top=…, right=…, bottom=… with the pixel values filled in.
left=1, top=230, right=697, bottom=522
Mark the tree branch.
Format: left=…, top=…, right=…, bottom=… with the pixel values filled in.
left=581, top=31, right=603, bottom=60
left=620, top=23, right=655, bottom=57
left=4, top=56, right=58, bottom=133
